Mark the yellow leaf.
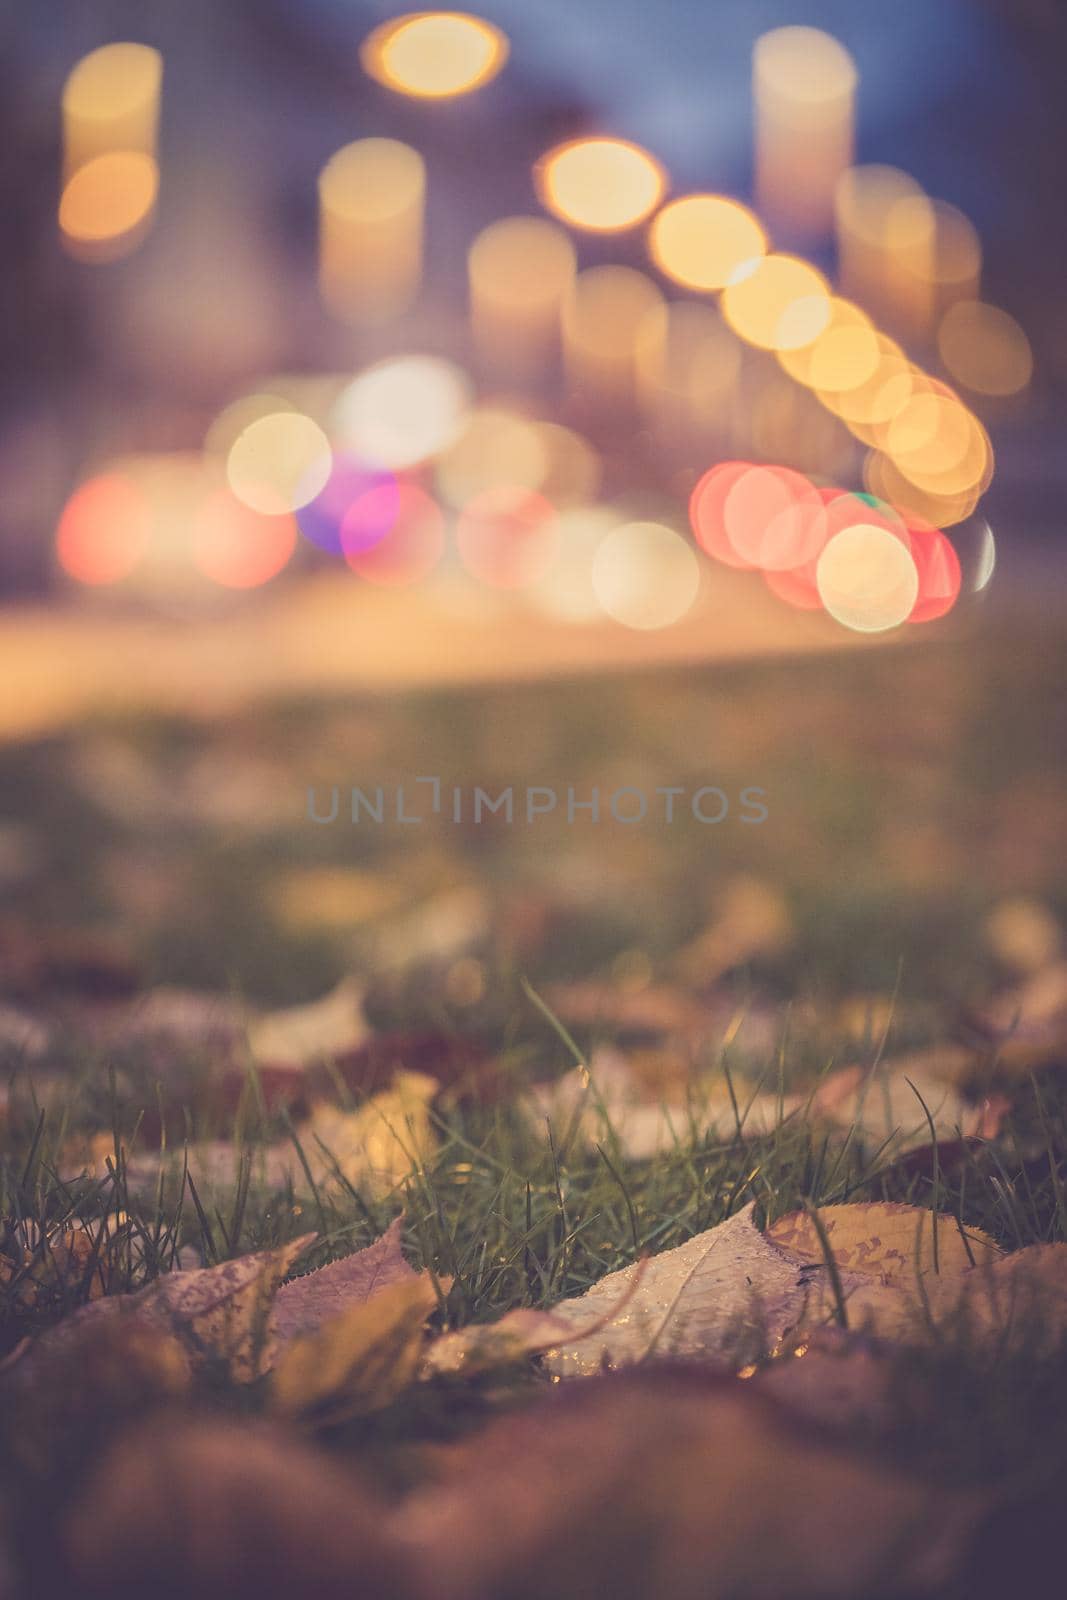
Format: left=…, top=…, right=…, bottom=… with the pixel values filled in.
left=302, top=1070, right=438, bottom=1194
left=766, top=1203, right=1000, bottom=1289
left=271, top=1274, right=439, bottom=1422
left=149, top=1234, right=316, bottom=1381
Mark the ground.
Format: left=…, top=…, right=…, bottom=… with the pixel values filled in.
left=1, top=617, right=1066, bottom=1598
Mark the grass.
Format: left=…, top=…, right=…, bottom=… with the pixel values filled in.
left=3, top=622, right=1067, bottom=1592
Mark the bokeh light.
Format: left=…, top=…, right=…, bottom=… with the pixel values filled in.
left=191, top=491, right=296, bottom=588
left=533, top=423, right=602, bottom=507
left=361, top=12, right=508, bottom=98
left=55, top=474, right=152, bottom=585
left=296, top=456, right=398, bottom=556
left=58, top=152, right=159, bottom=262
left=563, top=266, right=665, bottom=401
left=645, top=304, right=744, bottom=433
left=436, top=408, right=548, bottom=507
left=721, top=255, right=832, bottom=351
left=883, top=392, right=993, bottom=498
left=816, top=521, right=919, bottom=633
left=536, top=138, right=665, bottom=232
left=763, top=559, right=823, bottom=611
left=333, top=357, right=471, bottom=469
left=456, top=487, right=559, bottom=589
left=689, top=462, right=759, bottom=569
left=864, top=449, right=982, bottom=529
left=225, top=412, right=332, bottom=515
left=753, top=27, right=857, bottom=236
left=318, top=139, right=425, bottom=324
left=205, top=393, right=296, bottom=461
left=925, top=200, right=983, bottom=307
left=834, top=166, right=933, bottom=334
left=817, top=336, right=913, bottom=434
left=468, top=216, right=575, bottom=375
left=779, top=298, right=880, bottom=394
left=722, top=465, right=828, bottom=571
left=648, top=195, right=766, bottom=291
left=344, top=483, right=445, bottom=585
left=528, top=506, right=622, bottom=621
left=62, top=43, right=162, bottom=178
left=906, top=522, right=962, bottom=623
left=937, top=301, right=1033, bottom=396
left=592, top=521, right=700, bottom=630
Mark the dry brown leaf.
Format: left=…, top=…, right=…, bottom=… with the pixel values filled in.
left=985, top=960, right=1067, bottom=1033
left=396, top=1371, right=981, bottom=1600
left=121, top=1070, right=439, bottom=1199
left=271, top=1274, right=440, bottom=1423
left=428, top=1205, right=855, bottom=1379
left=0, top=1222, right=112, bottom=1306
left=672, top=874, right=792, bottom=986
left=837, top=1237, right=1067, bottom=1352
left=63, top=1417, right=412, bottom=1600
left=35, top=1235, right=315, bottom=1382
left=767, top=1203, right=1001, bottom=1287
left=983, top=896, right=1062, bottom=975
left=765, top=1203, right=1049, bottom=1345
left=301, top=1069, right=438, bottom=1194
left=268, top=866, right=407, bottom=932
left=273, top=1213, right=416, bottom=1343
left=533, top=1046, right=1003, bottom=1161
left=247, top=976, right=369, bottom=1067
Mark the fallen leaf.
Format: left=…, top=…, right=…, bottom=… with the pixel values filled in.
left=984, top=896, right=1062, bottom=975
left=672, top=874, right=792, bottom=987
left=987, top=961, right=1067, bottom=1031
left=271, top=1274, right=440, bottom=1423
left=767, top=1205, right=1067, bottom=1354
left=0, top=1002, right=51, bottom=1061
left=373, top=887, right=490, bottom=971
left=300, top=1069, right=438, bottom=1194
left=274, top=1214, right=417, bottom=1343
left=62, top=1417, right=412, bottom=1600
left=0, top=1222, right=112, bottom=1307
left=540, top=981, right=709, bottom=1039
left=767, top=1202, right=1000, bottom=1287
left=247, top=977, right=369, bottom=1068
left=748, top=1329, right=897, bottom=1431
left=121, top=1071, right=439, bottom=1199
left=427, top=1205, right=853, bottom=1379
left=396, top=1370, right=981, bottom=1600
left=269, top=866, right=408, bottom=931
left=532, top=1045, right=1004, bottom=1162
left=34, top=1235, right=315, bottom=1382
left=420, top=1307, right=579, bottom=1381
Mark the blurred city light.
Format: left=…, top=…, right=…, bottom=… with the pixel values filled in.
left=937, top=301, right=1033, bottom=396
left=59, top=151, right=159, bottom=262
left=56, top=474, right=152, bottom=586
left=648, top=195, right=766, bottom=291
left=343, top=483, right=445, bottom=585
left=468, top=216, right=576, bottom=378
left=62, top=43, right=162, bottom=178
left=721, top=254, right=832, bottom=351
left=816, top=520, right=919, bottom=632
left=536, top=138, right=666, bottom=232
left=190, top=492, right=297, bottom=589
left=754, top=27, right=857, bottom=237
left=592, top=521, right=701, bottom=629
left=318, top=139, right=425, bottom=324
left=456, top=487, right=559, bottom=588
left=361, top=12, right=508, bottom=98
left=333, top=357, right=471, bottom=469
left=225, top=412, right=333, bottom=516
